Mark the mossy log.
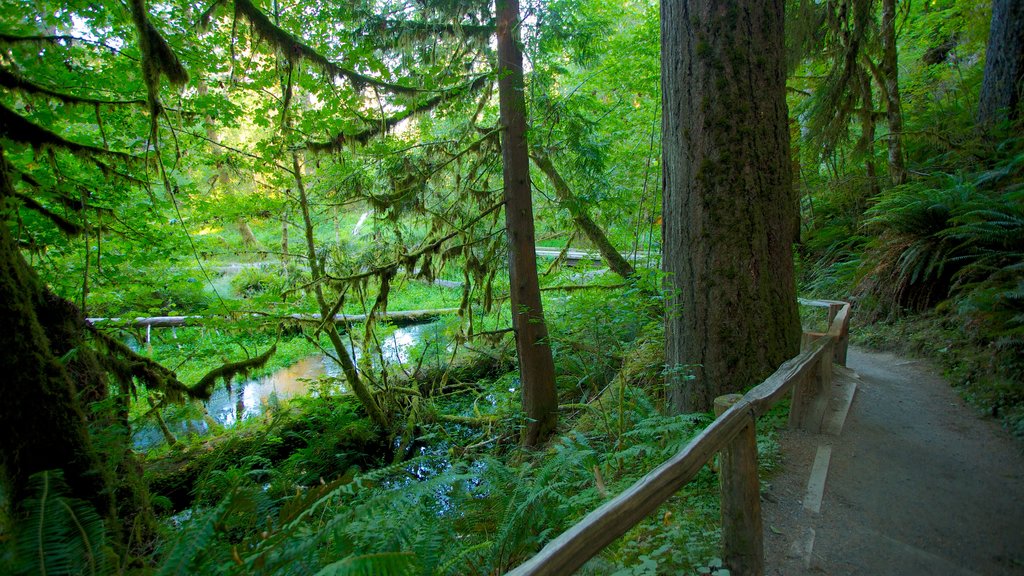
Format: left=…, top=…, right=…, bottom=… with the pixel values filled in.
left=87, top=307, right=459, bottom=328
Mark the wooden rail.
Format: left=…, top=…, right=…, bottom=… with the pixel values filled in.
left=506, top=299, right=851, bottom=576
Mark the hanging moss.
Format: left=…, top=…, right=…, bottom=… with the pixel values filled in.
left=191, top=342, right=278, bottom=399
left=229, top=0, right=415, bottom=95
left=128, top=0, right=188, bottom=141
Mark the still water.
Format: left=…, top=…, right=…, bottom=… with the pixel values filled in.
left=133, top=324, right=432, bottom=448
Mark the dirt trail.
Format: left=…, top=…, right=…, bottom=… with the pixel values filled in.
left=763, top=346, right=1024, bottom=575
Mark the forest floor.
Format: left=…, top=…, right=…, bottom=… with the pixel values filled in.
left=761, top=346, right=1024, bottom=575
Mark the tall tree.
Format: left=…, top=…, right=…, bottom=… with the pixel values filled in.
left=497, top=0, right=558, bottom=445
left=661, top=0, right=801, bottom=413
left=877, top=0, right=907, bottom=185
left=978, top=0, right=1024, bottom=126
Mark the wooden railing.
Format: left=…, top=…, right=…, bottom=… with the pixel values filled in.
left=506, top=299, right=852, bottom=576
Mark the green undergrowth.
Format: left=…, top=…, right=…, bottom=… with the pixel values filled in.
left=149, top=387, right=780, bottom=575
left=136, top=280, right=782, bottom=575
left=803, top=135, right=1024, bottom=439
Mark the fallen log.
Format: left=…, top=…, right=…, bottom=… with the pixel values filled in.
left=87, top=308, right=460, bottom=329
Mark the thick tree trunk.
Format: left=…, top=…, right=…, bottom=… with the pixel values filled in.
left=661, top=0, right=801, bottom=413
left=880, top=0, right=907, bottom=186
left=531, top=152, right=635, bottom=279
left=0, top=232, right=108, bottom=512
left=0, top=148, right=122, bottom=525
left=497, top=0, right=558, bottom=446
left=978, top=0, right=1024, bottom=126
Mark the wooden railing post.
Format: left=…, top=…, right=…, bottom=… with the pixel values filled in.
left=788, top=339, right=833, bottom=433
left=834, top=316, right=849, bottom=367
left=714, top=394, right=764, bottom=576
left=826, top=303, right=841, bottom=327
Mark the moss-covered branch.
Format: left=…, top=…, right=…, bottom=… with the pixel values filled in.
left=0, top=103, right=133, bottom=160
left=190, top=343, right=277, bottom=398
left=0, top=33, right=117, bottom=49
left=305, top=75, right=492, bottom=152
left=90, top=325, right=276, bottom=401
left=13, top=191, right=84, bottom=235
left=230, top=0, right=418, bottom=95
left=0, top=67, right=147, bottom=107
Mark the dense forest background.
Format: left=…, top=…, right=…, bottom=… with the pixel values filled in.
left=0, top=0, right=1021, bottom=573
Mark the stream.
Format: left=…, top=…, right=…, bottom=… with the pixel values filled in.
left=133, top=323, right=436, bottom=449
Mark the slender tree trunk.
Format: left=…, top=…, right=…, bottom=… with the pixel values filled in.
left=281, top=206, right=290, bottom=279
left=497, top=0, right=558, bottom=446
left=149, top=398, right=179, bottom=448
left=880, top=0, right=907, bottom=186
left=978, top=0, right=1024, bottom=126
left=291, top=151, right=389, bottom=429
left=531, top=152, right=635, bottom=279
left=661, top=0, right=801, bottom=414
left=858, top=68, right=882, bottom=201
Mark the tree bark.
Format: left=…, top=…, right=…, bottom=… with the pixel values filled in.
left=661, top=0, right=802, bottom=413
left=497, top=0, right=558, bottom=446
left=531, top=151, right=635, bottom=279
left=879, top=0, right=907, bottom=186
left=978, top=0, right=1024, bottom=126
left=858, top=67, right=882, bottom=200
left=0, top=148, right=132, bottom=532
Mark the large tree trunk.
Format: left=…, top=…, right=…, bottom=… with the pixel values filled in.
left=978, top=0, right=1024, bottom=126
left=497, top=0, right=558, bottom=446
left=531, top=151, right=636, bottom=279
left=0, top=226, right=108, bottom=513
left=0, top=148, right=156, bottom=545
left=661, top=0, right=801, bottom=414
left=879, top=0, right=907, bottom=186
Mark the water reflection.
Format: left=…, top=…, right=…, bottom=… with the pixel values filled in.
left=207, top=354, right=342, bottom=426
left=133, top=324, right=435, bottom=447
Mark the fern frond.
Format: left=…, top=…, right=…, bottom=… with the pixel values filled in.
left=315, top=551, right=417, bottom=576
left=11, top=470, right=110, bottom=576
left=156, top=496, right=232, bottom=576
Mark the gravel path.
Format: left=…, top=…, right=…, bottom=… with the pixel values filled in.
left=763, top=346, right=1024, bottom=575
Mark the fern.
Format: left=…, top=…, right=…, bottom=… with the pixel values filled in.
left=156, top=496, right=233, bottom=576
left=315, top=552, right=417, bottom=576
left=9, top=470, right=110, bottom=576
